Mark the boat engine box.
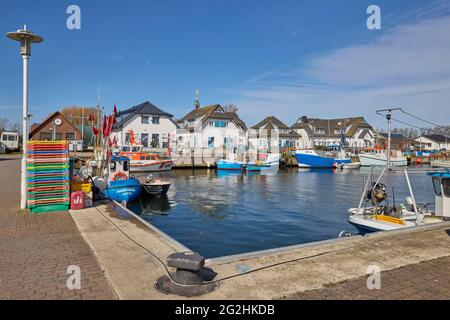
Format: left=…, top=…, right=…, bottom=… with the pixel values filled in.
left=70, top=191, right=85, bottom=210
left=84, top=192, right=93, bottom=208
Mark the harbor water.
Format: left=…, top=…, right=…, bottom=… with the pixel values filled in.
left=128, top=167, right=436, bottom=258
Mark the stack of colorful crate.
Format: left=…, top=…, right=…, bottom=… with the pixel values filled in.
left=27, top=141, right=70, bottom=213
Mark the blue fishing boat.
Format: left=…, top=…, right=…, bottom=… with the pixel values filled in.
left=295, top=150, right=337, bottom=168
left=104, top=155, right=142, bottom=203
left=217, top=159, right=245, bottom=171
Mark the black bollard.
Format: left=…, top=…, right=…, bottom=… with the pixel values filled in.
left=155, top=251, right=218, bottom=297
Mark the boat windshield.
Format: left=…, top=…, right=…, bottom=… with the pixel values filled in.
left=121, top=146, right=131, bottom=152
left=131, top=146, right=141, bottom=152
left=432, top=177, right=442, bottom=196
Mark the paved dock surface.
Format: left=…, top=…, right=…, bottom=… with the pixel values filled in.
left=0, top=156, right=116, bottom=300
left=286, top=256, right=450, bottom=300
left=72, top=200, right=450, bottom=300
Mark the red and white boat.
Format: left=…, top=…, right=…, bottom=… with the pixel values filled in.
left=118, top=144, right=173, bottom=172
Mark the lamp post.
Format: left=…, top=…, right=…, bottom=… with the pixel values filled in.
left=7, top=26, right=44, bottom=209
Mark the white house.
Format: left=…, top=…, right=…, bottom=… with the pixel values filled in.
left=416, top=134, right=450, bottom=151
left=111, top=101, right=179, bottom=151
left=291, top=116, right=375, bottom=150
left=249, top=116, right=301, bottom=153
left=175, top=104, right=247, bottom=164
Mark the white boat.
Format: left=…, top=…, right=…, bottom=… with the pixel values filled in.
left=430, top=160, right=450, bottom=169
left=347, top=166, right=447, bottom=233
left=118, top=145, right=173, bottom=172
left=359, top=148, right=407, bottom=167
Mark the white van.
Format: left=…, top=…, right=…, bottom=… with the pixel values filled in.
left=0, top=132, right=20, bottom=151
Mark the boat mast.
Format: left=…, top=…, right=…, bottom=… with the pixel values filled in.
left=376, top=108, right=402, bottom=167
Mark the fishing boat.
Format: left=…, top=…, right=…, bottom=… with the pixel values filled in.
left=116, top=129, right=173, bottom=172
left=295, top=149, right=337, bottom=168
left=139, top=174, right=171, bottom=196
left=359, top=147, right=407, bottom=167
left=347, top=166, right=447, bottom=233
left=103, top=155, right=142, bottom=203
left=246, top=153, right=280, bottom=172
left=118, top=144, right=173, bottom=172
left=217, top=159, right=245, bottom=171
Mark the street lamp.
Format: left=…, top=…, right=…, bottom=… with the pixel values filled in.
left=7, top=26, right=44, bottom=209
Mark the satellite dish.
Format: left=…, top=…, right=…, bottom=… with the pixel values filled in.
left=54, top=118, right=63, bottom=126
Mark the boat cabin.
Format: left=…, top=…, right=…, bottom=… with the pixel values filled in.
left=119, top=145, right=163, bottom=161
left=108, top=155, right=131, bottom=182
left=430, top=172, right=450, bottom=218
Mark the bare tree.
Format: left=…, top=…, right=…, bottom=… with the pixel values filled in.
left=0, top=118, right=9, bottom=133
left=9, top=123, right=22, bottom=133
left=223, top=104, right=239, bottom=113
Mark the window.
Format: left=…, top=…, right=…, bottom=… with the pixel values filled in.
left=224, top=137, right=228, bottom=146
left=433, top=177, right=442, bottom=197
left=122, top=146, right=130, bottom=152
left=55, top=133, right=62, bottom=140
left=125, top=133, right=131, bottom=144
left=39, top=133, right=52, bottom=140
left=66, top=132, right=75, bottom=140
left=141, top=133, right=149, bottom=148
left=152, top=116, right=160, bottom=124
left=123, top=160, right=129, bottom=172
left=8, top=135, right=16, bottom=141
left=443, top=179, right=450, bottom=198
left=151, top=134, right=160, bottom=148
left=208, top=137, right=215, bottom=148
left=210, top=122, right=214, bottom=127
left=315, top=128, right=325, bottom=135
left=213, top=121, right=227, bottom=128
left=110, top=162, right=116, bottom=172
left=141, top=116, right=149, bottom=124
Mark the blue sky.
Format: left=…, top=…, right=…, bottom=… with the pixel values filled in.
left=1, top=0, right=449, bottom=129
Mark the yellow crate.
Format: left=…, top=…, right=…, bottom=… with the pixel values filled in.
left=70, top=181, right=92, bottom=193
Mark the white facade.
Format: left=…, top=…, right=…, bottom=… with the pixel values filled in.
left=111, top=114, right=178, bottom=150
left=416, top=136, right=450, bottom=151
left=293, top=124, right=375, bottom=149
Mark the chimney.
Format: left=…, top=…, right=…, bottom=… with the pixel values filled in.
left=301, top=116, right=308, bottom=123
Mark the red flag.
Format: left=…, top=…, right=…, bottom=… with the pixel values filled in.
left=102, top=115, right=107, bottom=136
left=113, top=104, right=117, bottom=116
left=93, top=127, right=99, bottom=136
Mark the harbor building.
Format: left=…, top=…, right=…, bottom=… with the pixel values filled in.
left=29, top=111, right=83, bottom=151
left=111, top=101, right=179, bottom=152
left=376, top=132, right=418, bottom=151
left=291, top=116, right=375, bottom=150
left=249, top=116, right=301, bottom=154
left=415, top=134, right=450, bottom=151
left=174, top=104, right=247, bottom=166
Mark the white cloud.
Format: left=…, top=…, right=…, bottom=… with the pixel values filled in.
left=232, top=11, right=450, bottom=128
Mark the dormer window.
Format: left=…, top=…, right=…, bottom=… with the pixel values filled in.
left=315, top=128, right=325, bottom=135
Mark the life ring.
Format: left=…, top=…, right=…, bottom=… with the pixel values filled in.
left=111, top=171, right=128, bottom=181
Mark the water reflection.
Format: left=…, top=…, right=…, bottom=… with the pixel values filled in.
left=128, top=167, right=436, bottom=258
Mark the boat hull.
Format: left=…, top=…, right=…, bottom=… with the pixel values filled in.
left=295, top=150, right=336, bottom=168
left=130, top=161, right=173, bottom=172
left=359, top=155, right=408, bottom=166
left=142, top=183, right=171, bottom=196
left=217, top=160, right=245, bottom=171
left=105, top=179, right=142, bottom=203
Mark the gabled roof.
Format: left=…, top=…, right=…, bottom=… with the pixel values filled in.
left=115, top=101, right=174, bottom=129
left=178, top=104, right=247, bottom=130
left=419, top=134, right=449, bottom=143
left=251, top=116, right=300, bottom=139
left=291, top=116, right=373, bottom=138
left=178, top=105, right=222, bottom=123
left=117, top=101, right=173, bottom=117
left=251, top=116, right=290, bottom=130
left=29, top=111, right=81, bottom=138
